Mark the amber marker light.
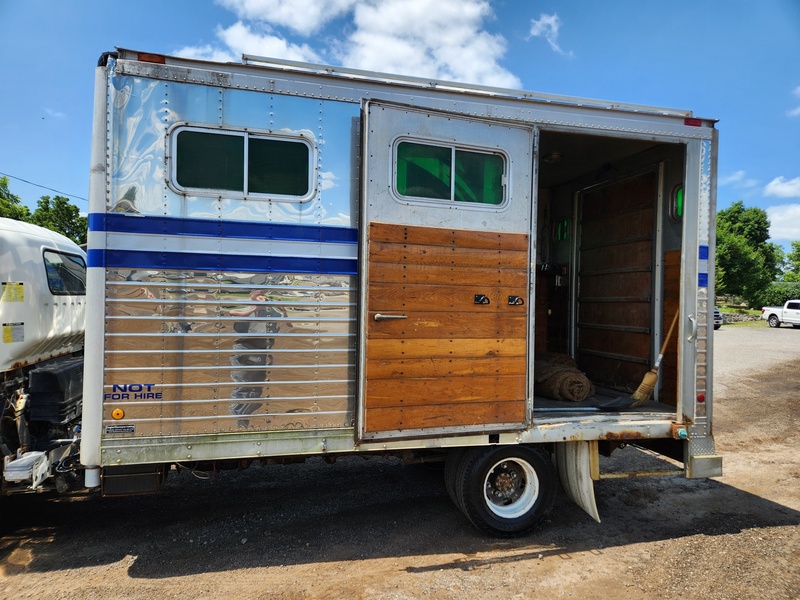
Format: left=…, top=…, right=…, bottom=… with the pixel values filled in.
left=111, top=408, right=125, bottom=420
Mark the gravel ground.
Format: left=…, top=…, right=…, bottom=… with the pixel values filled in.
left=1, top=320, right=798, bottom=599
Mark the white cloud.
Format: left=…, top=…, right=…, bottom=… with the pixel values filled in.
left=216, top=21, right=320, bottom=61
left=764, top=176, right=800, bottom=198
left=44, top=108, right=66, bottom=118
left=767, top=204, right=800, bottom=240
left=529, top=13, right=572, bottom=57
left=341, top=0, right=519, bottom=88
left=719, top=170, right=759, bottom=189
left=174, top=43, right=237, bottom=63
left=216, top=0, right=359, bottom=36
left=181, top=0, right=519, bottom=88
left=177, top=22, right=320, bottom=63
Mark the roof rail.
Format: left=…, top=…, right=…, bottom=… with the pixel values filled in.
left=241, top=53, right=693, bottom=118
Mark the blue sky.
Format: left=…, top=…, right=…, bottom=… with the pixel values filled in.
left=1, top=0, right=799, bottom=245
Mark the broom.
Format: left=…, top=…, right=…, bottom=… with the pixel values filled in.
left=629, top=309, right=680, bottom=408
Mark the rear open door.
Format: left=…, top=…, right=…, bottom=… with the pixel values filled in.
left=358, top=101, right=534, bottom=440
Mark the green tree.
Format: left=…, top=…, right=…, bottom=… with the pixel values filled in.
left=783, top=241, right=800, bottom=282
left=0, top=176, right=32, bottom=221
left=715, top=200, right=782, bottom=307
left=30, top=195, right=88, bottom=245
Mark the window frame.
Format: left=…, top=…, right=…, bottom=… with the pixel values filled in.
left=167, top=124, right=317, bottom=203
left=42, top=249, right=87, bottom=296
left=391, top=136, right=509, bottom=209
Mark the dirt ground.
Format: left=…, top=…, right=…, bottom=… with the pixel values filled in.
left=1, top=322, right=798, bottom=599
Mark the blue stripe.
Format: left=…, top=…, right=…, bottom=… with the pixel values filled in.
left=89, top=213, right=358, bottom=244
left=88, top=249, right=357, bottom=275
left=698, top=245, right=709, bottom=260
left=698, top=273, right=708, bottom=287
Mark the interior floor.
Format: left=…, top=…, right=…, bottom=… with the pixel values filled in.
left=533, top=390, right=675, bottom=414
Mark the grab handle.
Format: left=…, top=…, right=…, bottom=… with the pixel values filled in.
left=687, top=314, right=697, bottom=342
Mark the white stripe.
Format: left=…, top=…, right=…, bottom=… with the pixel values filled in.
left=105, top=232, right=357, bottom=260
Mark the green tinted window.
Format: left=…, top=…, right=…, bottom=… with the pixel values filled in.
left=176, top=131, right=244, bottom=191
left=454, top=150, right=504, bottom=205
left=396, top=142, right=451, bottom=199
left=249, top=138, right=310, bottom=196
left=175, top=129, right=312, bottom=198
left=396, top=141, right=504, bottom=205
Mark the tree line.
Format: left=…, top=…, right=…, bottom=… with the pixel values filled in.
left=716, top=200, right=800, bottom=308
left=0, top=176, right=87, bottom=245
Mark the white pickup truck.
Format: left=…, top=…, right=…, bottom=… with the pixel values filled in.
left=761, top=300, right=800, bottom=328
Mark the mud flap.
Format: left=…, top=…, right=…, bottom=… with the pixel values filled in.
left=555, top=441, right=600, bottom=523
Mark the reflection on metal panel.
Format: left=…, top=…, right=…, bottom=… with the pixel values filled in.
left=108, top=73, right=359, bottom=227
left=101, top=271, right=356, bottom=437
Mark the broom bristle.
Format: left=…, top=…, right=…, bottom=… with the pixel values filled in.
left=629, top=369, right=658, bottom=408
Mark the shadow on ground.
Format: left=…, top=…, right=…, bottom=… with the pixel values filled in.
left=1, top=452, right=797, bottom=579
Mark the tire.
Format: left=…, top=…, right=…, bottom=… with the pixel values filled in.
left=444, top=448, right=466, bottom=506
left=448, top=445, right=557, bottom=537
left=714, top=324, right=721, bottom=330
left=768, top=314, right=781, bottom=328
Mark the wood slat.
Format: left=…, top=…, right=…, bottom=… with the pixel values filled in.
left=579, top=329, right=650, bottom=358
left=366, top=375, right=525, bottom=407
left=579, top=272, right=653, bottom=299
left=364, top=401, right=526, bottom=432
left=581, top=172, right=656, bottom=219
left=578, top=301, right=651, bottom=329
left=367, top=311, right=526, bottom=339
left=368, top=260, right=527, bottom=288
left=579, top=240, right=653, bottom=272
left=366, top=356, right=526, bottom=379
left=367, top=337, right=526, bottom=360
left=369, top=241, right=528, bottom=270
left=369, top=221, right=529, bottom=251
left=368, top=283, right=527, bottom=313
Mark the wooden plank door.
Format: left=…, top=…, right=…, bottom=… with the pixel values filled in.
left=576, top=171, right=656, bottom=391
left=359, top=102, right=534, bottom=439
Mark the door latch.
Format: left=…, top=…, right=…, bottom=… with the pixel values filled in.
left=508, top=295, right=525, bottom=306
left=474, top=294, right=491, bottom=305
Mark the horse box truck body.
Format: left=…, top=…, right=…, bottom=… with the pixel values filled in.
left=6, top=48, right=722, bottom=536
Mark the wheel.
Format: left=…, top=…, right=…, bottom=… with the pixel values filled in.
left=768, top=314, right=781, bottom=328
left=714, top=324, right=721, bottom=330
left=448, top=445, right=557, bottom=537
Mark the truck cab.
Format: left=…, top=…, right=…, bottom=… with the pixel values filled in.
left=1, top=218, right=86, bottom=494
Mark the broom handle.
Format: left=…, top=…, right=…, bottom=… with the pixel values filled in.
left=653, top=310, right=680, bottom=369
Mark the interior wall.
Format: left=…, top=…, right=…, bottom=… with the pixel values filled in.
left=535, top=133, right=686, bottom=396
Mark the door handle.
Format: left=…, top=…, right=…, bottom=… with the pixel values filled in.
left=374, top=313, right=408, bottom=321
left=508, top=295, right=525, bottom=306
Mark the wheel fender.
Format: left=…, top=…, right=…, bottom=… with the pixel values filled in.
left=555, top=441, right=600, bottom=523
